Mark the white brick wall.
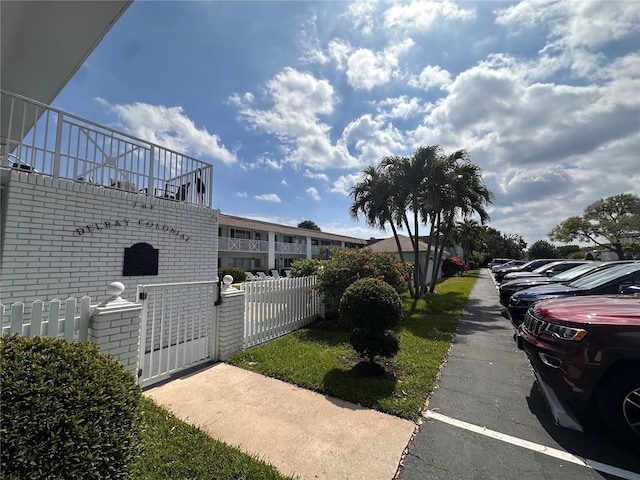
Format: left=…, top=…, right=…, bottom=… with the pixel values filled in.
left=1, top=171, right=219, bottom=305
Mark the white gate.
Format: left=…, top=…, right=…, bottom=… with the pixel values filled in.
left=136, top=280, right=219, bottom=387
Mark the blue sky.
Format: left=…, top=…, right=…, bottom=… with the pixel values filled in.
left=54, top=0, right=640, bottom=246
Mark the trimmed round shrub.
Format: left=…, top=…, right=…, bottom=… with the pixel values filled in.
left=1, top=335, right=142, bottom=479
left=339, top=278, right=402, bottom=363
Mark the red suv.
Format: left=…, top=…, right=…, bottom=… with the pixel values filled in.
left=516, top=293, right=640, bottom=444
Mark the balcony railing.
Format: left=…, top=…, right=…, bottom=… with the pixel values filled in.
left=219, top=238, right=269, bottom=253
left=218, top=237, right=312, bottom=256
left=0, top=90, right=213, bottom=207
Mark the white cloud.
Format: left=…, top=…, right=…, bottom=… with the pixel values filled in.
left=233, top=67, right=360, bottom=170
left=306, top=187, right=321, bottom=201
left=304, top=169, right=329, bottom=181
left=374, top=96, right=424, bottom=120
left=99, top=99, right=236, bottom=164
left=254, top=194, right=282, bottom=203
left=342, top=114, right=406, bottom=163
left=383, top=0, right=475, bottom=33
left=409, top=65, right=452, bottom=91
left=344, top=1, right=378, bottom=36
left=236, top=192, right=247, bottom=198
left=346, top=39, right=414, bottom=90
left=331, top=172, right=362, bottom=196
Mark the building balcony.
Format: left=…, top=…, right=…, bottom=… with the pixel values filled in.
left=218, top=237, right=269, bottom=253
left=0, top=89, right=212, bottom=207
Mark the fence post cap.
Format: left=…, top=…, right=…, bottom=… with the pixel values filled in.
left=107, top=282, right=125, bottom=296
left=222, top=275, right=234, bottom=290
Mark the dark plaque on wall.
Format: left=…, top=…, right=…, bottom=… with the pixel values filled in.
left=123, top=243, right=159, bottom=276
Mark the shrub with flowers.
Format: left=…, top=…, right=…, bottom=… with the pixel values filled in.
left=442, top=256, right=467, bottom=277
left=317, top=247, right=410, bottom=317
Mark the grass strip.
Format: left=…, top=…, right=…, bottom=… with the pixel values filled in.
left=226, top=271, right=479, bottom=421
left=129, top=396, right=294, bottom=480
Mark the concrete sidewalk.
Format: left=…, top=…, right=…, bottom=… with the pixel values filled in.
left=145, top=362, right=416, bottom=480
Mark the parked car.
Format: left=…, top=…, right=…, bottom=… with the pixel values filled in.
left=499, top=262, right=602, bottom=306
left=497, top=261, right=639, bottom=307
left=494, top=259, right=559, bottom=284
left=488, top=258, right=515, bottom=270
left=516, top=294, right=640, bottom=444
left=507, top=262, right=640, bottom=324
left=490, top=259, right=525, bottom=273
left=501, top=260, right=592, bottom=284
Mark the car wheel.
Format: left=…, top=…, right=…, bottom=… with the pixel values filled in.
left=597, top=365, right=640, bottom=444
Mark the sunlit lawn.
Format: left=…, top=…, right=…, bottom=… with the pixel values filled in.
left=226, top=271, right=479, bottom=421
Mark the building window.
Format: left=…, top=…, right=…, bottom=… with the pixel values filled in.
left=283, top=235, right=294, bottom=243
left=231, top=228, right=251, bottom=239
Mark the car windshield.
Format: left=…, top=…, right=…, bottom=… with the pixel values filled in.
left=532, top=262, right=563, bottom=273
left=551, top=262, right=600, bottom=281
left=568, top=263, right=640, bottom=289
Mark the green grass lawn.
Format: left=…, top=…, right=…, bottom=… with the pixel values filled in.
left=226, top=271, right=479, bottom=421
left=130, top=396, right=294, bottom=480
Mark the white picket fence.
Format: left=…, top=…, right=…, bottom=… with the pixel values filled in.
left=1, top=296, right=92, bottom=341
left=242, top=275, right=320, bottom=348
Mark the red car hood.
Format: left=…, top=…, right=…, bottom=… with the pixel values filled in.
left=533, top=295, right=640, bottom=326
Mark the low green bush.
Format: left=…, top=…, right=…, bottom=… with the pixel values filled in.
left=218, top=267, right=247, bottom=283
left=319, top=247, right=409, bottom=315
left=289, top=258, right=322, bottom=277
left=339, top=278, right=402, bottom=364
left=0, top=335, right=142, bottom=480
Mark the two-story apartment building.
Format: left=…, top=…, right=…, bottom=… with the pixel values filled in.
left=218, top=214, right=366, bottom=273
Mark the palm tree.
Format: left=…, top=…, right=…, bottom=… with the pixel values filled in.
left=382, top=146, right=442, bottom=297
left=426, top=159, right=493, bottom=293
left=452, top=218, right=482, bottom=267
left=349, top=164, right=415, bottom=296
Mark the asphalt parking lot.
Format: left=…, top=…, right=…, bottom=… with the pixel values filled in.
left=398, top=269, right=640, bottom=480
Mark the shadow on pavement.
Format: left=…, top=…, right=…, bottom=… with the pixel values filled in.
left=526, top=381, right=640, bottom=476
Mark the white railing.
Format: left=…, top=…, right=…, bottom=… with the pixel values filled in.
left=242, top=275, right=320, bottom=348
left=1, top=89, right=213, bottom=207
left=275, top=242, right=307, bottom=254
left=218, top=237, right=269, bottom=253
left=136, top=280, right=219, bottom=387
left=1, top=296, right=91, bottom=341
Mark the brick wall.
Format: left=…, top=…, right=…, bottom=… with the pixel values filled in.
left=1, top=170, right=218, bottom=305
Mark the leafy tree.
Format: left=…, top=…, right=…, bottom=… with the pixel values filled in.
left=527, top=240, right=559, bottom=259
left=557, top=245, right=581, bottom=258
left=297, top=220, right=321, bottom=231
left=482, top=227, right=526, bottom=260
left=549, top=193, right=640, bottom=258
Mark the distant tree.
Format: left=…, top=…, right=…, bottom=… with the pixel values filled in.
left=527, top=240, right=559, bottom=259
left=482, top=227, right=526, bottom=260
left=451, top=219, right=483, bottom=268
left=549, top=193, right=640, bottom=258
left=623, top=242, right=640, bottom=260
left=298, top=220, right=321, bottom=231
left=557, top=245, right=581, bottom=258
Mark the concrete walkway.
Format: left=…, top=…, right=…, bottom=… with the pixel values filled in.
left=145, top=362, right=416, bottom=480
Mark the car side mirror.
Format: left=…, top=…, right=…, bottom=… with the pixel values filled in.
left=619, top=285, right=640, bottom=294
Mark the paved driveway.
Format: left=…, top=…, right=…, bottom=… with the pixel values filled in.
left=398, top=269, right=640, bottom=480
